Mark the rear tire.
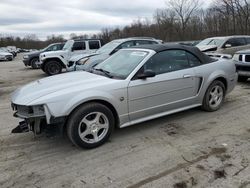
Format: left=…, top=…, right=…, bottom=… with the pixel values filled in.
left=44, top=60, right=62, bottom=76
left=238, top=76, right=248, bottom=82
left=202, top=80, right=225, bottom=112
left=67, top=103, right=115, bottom=149
left=31, top=58, right=40, bottom=69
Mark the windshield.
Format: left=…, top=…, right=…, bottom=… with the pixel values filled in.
left=94, top=50, right=148, bottom=79
left=196, top=38, right=224, bottom=47
left=63, top=40, right=74, bottom=50
left=96, top=41, right=121, bottom=54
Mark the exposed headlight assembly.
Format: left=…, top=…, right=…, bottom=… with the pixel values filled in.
left=76, top=57, right=89, bottom=65
left=32, top=105, right=45, bottom=116
left=23, top=55, right=29, bottom=59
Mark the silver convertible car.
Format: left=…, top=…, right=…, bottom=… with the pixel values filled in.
left=11, top=44, right=237, bottom=149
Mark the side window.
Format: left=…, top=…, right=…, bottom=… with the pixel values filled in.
left=135, top=40, right=151, bottom=46
left=112, top=41, right=135, bottom=54
left=119, top=41, right=135, bottom=49
left=186, top=52, right=201, bottom=67
left=135, top=40, right=158, bottom=46
left=225, top=38, right=246, bottom=47
left=72, top=41, right=86, bottom=51
left=51, top=45, right=60, bottom=51
left=89, top=41, right=100, bottom=49
left=144, top=50, right=190, bottom=75
left=246, top=38, right=250, bottom=44
left=46, top=46, right=53, bottom=51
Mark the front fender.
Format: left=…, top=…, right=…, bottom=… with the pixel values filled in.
left=42, top=56, right=68, bottom=68
left=63, top=90, right=122, bottom=116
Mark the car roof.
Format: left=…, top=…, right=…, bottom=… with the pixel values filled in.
left=133, top=44, right=215, bottom=64
left=205, top=35, right=250, bottom=40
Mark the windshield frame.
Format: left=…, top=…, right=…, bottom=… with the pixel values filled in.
left=62, top=40, right=74, bottom=51
left=92, top=49, right=154, bottom=80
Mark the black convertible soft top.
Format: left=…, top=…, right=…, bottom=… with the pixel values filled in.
left=134, top=44, right=216, bottom=64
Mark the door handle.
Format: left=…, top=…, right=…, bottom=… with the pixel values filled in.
left=183, top=74, right=192, bottom=78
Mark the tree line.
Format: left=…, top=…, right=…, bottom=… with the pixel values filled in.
left=1, top=0, right=250, bottom=49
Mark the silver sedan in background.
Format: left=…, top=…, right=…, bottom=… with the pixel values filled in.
left=11, top=44, right=237, bottom=149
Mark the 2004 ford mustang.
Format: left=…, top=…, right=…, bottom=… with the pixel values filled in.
left=11, top=44, right=237, bottom=149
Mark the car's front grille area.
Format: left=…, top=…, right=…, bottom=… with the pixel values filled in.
left=5, top=55, right=12, bottom=59
left=12, top=104, right=33, bottom=117
left=245, top=55, right=250, bottom=62
left=236, top=65, right=250, bottom=71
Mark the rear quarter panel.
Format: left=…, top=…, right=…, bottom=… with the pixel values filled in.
left=194, top=59, right=237, bottom=103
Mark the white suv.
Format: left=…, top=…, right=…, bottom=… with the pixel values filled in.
left=40, top=39, right=102, bottom=75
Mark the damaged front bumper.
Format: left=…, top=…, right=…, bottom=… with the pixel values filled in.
left=11, top=103, right=65, bottom=135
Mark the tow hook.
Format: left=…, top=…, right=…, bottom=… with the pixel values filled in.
left=11, top=121, right=29, bottom=133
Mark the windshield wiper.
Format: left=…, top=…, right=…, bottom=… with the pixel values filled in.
left=93, top=68, right=113, bottom=78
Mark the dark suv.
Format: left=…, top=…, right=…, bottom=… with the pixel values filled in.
left=23, top=43, right=65, bottom=69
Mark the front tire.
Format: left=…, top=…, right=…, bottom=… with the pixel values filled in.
left=202, top=80, right=225, bottom=112
left=31, top=58, right=40, bottom=69
left=67, top=103, right=115, bottom=149
left=44, top=60, right=62, bottom=76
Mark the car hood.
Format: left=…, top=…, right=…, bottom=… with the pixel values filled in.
left=69, top=52, right=99, bottom=62
left=41, top=50, right=66, bottom=56
left=11, top=71, right=116, bottom=105
left=0, top=51, right=12, bottom=56
left=25, top=50, right=42, bottom=56
left=197, top=45, right=218, bottom=52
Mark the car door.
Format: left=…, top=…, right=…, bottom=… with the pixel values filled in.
left=71, top=41, right=86, bottom=57
left=128, top=50, right=198, bottom=121
left=88, top=40, right=101, bottom=53
left=221, top=38, right=247, bottom=55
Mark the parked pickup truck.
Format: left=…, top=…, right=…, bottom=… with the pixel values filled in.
left=233, top=49, right=250, bottom=82
left=23, top=43, right=65, bottom=69
left=40, top=39, right=103, bottom=75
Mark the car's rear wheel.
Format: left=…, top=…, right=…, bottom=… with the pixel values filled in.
left=31, top=58, right=40, bottom=69
left=44, top=61, right=62, bottom=76
left=67, top=103, right=115, bottom=149
left=202, top=80, right=225, bottom=112
left=238, top=76, right=248, bottom=82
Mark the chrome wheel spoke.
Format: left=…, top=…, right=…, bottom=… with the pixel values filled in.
left=78, top=111, right=109, bottom=144
left=80, top=129, right=91, bottom=139
left=209, top=85, right=224, bottom=108
left=93, top=132, right=99, bottom=142
left=98, top=122, right=109, bottom=129
left=94, top=112, right=102, bottom=123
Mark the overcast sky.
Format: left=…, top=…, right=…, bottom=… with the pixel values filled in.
left=0, top=0, right=211, bottom=40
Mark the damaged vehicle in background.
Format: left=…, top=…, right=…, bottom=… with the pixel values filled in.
left=233, top=49, right=250, bottom=82
left=40, top=39, right=103, bottom=75
left=23, top=42, right=65, bottom=69
left=196, top=35, right=250, bottom=56
left=11, top=44, right=237, bottom=149
left=0, top=49, right=13, bottom=61
left=67, top=37, right=162, bottom=72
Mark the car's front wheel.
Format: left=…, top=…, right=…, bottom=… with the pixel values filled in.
left=202, top=80, right=225, bottom=112
left=67, top=103, right=115, bottom=149
left=31, top=58, right=40, bottom=69
left=44, top=60, right=62, bottom=76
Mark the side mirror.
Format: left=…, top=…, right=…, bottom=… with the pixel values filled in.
left=137, top=69, right=156, bottom=79
left=225, top=44, right=232, bottom=48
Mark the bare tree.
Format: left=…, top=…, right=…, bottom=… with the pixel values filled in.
left=167, top=0, right=201, bottom=39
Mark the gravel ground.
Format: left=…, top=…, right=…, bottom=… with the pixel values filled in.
left=0, top=54, right=250, bottom=188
